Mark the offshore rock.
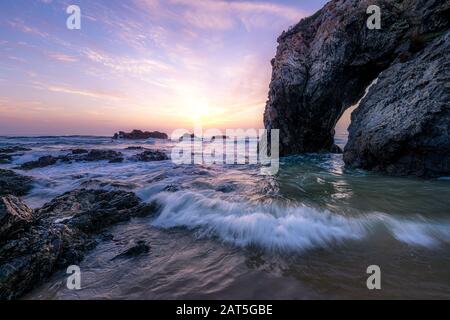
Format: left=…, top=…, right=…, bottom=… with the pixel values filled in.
left=113, top=130, right=168, bottom=140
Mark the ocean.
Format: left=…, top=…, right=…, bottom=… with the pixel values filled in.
left=1, top=134, right=449, bottom=299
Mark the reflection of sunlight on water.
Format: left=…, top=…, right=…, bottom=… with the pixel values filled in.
left=330, top=179, right=353, bottom=200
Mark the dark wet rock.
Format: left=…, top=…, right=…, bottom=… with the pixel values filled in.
left=18, top=149, right=125, bottom=170
left=215, top=183, right=236, bottom=193
left=0, top=147, right=31, bottom=154
left=192, top=170, right=210, bottom=176
left=113, top=130, right=168, bottom=140
left=211, top=135, right=228, bottom=140
left=331, top=145, right=343, bottom=155
left=37, top=189, right=158, bottom=230
left=71, top=174, right=87, bottom=179
left=58, top=155, right=72, bottom=163
left=163, top=185, right=180, bottom=192
left=19, top=156, right=59, bottom=170
left=71, top=149, right=88, bottom=155
left=264, top=0, right=449, bottom=176
left=0, top=222, right=88, bottom=300
left=178, top=133, right=201, bottom=141
left=0, top=195, right=34, bottom=241
left=125, top=146, right=147, bottom=150
left=109, top=157, right=124, bottom=163
left=131, top=150, right=169, bottom=162
left=111, top=240, right=150, bottom=261
left=0, top=169, right=33, bottom=197
left=0, top=154, right=12, bottom=164
left=100, top=233, right=114, bottom=241
left=81, top=150, right=124, bottom=163
left=0, top=189, right=160, bottom=300
left=344, top=32, right=450, bottom=177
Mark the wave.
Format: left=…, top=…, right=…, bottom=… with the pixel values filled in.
left=148, top=191, right=450, bottom=252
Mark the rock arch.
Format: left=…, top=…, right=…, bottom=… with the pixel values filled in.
left=264, top=0, right=449, bottom=177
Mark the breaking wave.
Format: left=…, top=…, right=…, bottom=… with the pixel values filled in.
left=149, top=191, right=450, bottom=251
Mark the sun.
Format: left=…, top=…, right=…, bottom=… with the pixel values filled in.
left=185, top=96, right=211, bottom=124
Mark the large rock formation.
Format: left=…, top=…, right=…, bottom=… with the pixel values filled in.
left=113, top=130, right=168, bottom=140
left=264, top=0, right=449, bottom=176
left=344, top=32, right=450, bottom=176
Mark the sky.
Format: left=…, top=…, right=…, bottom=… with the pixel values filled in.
left=0, top=0, right=328, bottom=136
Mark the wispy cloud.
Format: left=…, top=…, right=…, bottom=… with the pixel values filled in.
left=48, top=53, right=79, bottom=62
left=135, top=0, right=306, bottom=30
left=8, top=56, right=27, bottom=63
left=0, top=0, right=322, bottom=134
left=47, top=85, right=126, bottom=101
left=7, top=18, right=49, bottom=39
left=82, top=48, right=173, bottom=75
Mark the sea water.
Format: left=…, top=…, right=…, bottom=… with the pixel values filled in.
left=0, top=135, right=449, bottom=299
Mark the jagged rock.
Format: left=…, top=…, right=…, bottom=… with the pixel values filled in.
left=19, top=156, right=59, bottom=170
left=17, top=150, right=125, bottom=170
left=211, top=135, right=228, bottom=140
left=178, top=133, right=200, bottom=141
left=111, top=240, right=150, bottom=261
left=125, top=146, right=147, bottom=150
left=0, top=154, right=12, bottom=164
left=0, top=222, right=88, bottom=300
left=131, top=150, right=169, bottom=162
left=71, top=149, right=88, bottom=155
left=0, top=169, right=33, bottom=197
left=0, top=195, right=34, bottom=241
left=113, top=130, right=168, bottom=140
left=37, top=189, right=158, bottom=232
left=331, top=145, right=343, bottom=154
left=215, top=183, right=236, bottom=193
left=0, top=189, right=159, bottom=300
left=81, top=150, right=124, bottom=163
left=263, top=0, right=449, bottom=176
left=0, top=147, right=31, bottom=154
left=344, top=31, right=450, bottom=177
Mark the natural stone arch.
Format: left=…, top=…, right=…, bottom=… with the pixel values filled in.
left=264, top=0, right=449, bottom=177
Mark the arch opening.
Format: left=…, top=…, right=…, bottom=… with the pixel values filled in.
left=333, top=79, right=379, bottom=151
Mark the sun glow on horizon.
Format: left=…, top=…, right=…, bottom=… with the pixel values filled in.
left=0, top=0, right=329, bottom=135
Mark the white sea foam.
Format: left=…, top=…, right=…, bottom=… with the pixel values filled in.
left=2, top=136, right=449, bottom=251
left=149, top=191, right=450, bottom=251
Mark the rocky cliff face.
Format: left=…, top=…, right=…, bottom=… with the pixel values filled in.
left=344, top=31, right=450, bottom=176
left=264, top=0, right=449, bottom=177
